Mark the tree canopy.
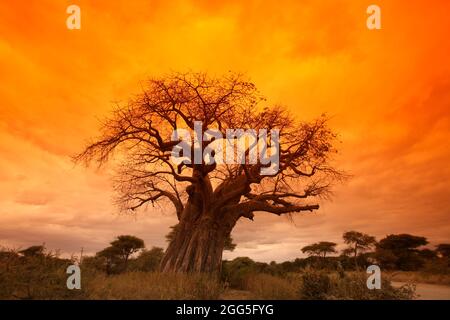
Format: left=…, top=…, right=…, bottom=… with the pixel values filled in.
left=302, top=241, right=337, bottom=258
left=76, top=72, right=343, bottom=273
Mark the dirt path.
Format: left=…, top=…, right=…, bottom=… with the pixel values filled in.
left=392, top=282, right=450, bottom=300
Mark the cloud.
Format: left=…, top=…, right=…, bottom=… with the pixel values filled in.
left=0, top=1, right=449, bottom=262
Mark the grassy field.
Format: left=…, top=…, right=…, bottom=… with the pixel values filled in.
left=2, top=269, right=420, bottom=300
left=1, top=249, right=448, bottom=300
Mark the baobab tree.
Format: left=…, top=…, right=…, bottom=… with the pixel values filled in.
left=75, top=72, right=342, bottom=273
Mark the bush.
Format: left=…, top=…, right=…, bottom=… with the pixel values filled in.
left=298, top=269, right=416, bottom=300
left=328, top=272, right=415, bottom=300
left=0, top=248, right=86, bottom=300
left=128, top=247, right=164, bottom=272
left=222, top=257, right=257, bottom=289
left=299, top=269, right=332, bottom=299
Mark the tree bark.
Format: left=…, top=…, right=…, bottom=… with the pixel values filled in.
left=160, top=218, right=229, bottom=273
left=160, top=183, right=238, bottom=273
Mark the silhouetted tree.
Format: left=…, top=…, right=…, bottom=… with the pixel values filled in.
left=76, top=72, right=342, bottom=273
left=342, top=231, right=376, bottom=267
left=110, top=235, right=145, bottom=263
left=96, top=246, right=123, bottom=274
left=375, top=234, right=428, bottom=270
left=302, top=242, right=337, bottom=258
left=96, top=235, right=145, bottom=273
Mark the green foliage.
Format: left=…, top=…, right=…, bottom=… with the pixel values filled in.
left=93, top=235, right=146, bottom=274
left=128, top=247, right=164, bottom=272
left=222, top=257, right=257, bottom=289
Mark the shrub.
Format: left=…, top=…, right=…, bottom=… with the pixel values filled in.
left=0, top=247, right=86, bottom=300
left=222, top=257, right=257, bottom=289
left=128, top=247, right=164, bottom=272
left=298, top=269, right=416, bottom=300
left=299, top=269, right=332, bottom=299
left=328, top=272, right=416, bottom=300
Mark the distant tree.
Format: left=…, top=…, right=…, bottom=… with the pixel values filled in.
left=418, top=249, right=437, bottom=260
left=19, top=245, right=45, bottom=257
left=130, top=247, right=164, bottom=272
left=375, top=234, right=428, bottom=270
left=302, top=242, right=337, bottom=258
left=342, top=231, right=377, bottom=267
left=110, top=235, right=145, bottom=263
left=166, top=224, right=236, bottom=251
left=96, top=246, right=123, bottom=274
left=96, top=235, right=145, bottom=274
left=436, top=244, right=450, bottom=258
left=378, top=234, right=428, bottom=251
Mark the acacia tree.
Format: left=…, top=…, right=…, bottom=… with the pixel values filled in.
left=76, top=72, right=342, bottom=273
left=342, top=231, right=376, bottom=267
left=96, top=235, right=145, bottom=273
left=301, top=241, right=337, bottom=258
left=375, top=234, right=428, bottom=270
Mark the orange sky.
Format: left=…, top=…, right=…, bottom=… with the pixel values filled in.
left=0, top=0, right=449, bottom=261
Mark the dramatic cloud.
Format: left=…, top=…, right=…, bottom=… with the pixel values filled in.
left=1, top=0, right=449, bottom=261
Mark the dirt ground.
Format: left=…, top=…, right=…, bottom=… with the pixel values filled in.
left=392, top=282, right=450, bottom=300
left=220, top=283, right=450, bottom=300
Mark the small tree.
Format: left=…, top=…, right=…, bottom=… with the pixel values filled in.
left=375, top=234, right=428, bottom=270
left=302, top=241, right=337, bottom=258
left=96, top=235, right=145, bottom=273
left=342, top=231, right=376, bottom=268
left=96, top=246, right=122, bottom=274
left=110, top=235, right=145, bottom=263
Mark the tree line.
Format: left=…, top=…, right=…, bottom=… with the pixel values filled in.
left=301, top=231, right=450, bottom=271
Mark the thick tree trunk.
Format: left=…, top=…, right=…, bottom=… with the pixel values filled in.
left=160, top=217, right=230, bottom=273
left=160, top=171, right=241, bottom=273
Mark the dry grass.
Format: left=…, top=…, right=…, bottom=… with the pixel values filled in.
left=242, top=274, right=298, bottom=299
left=85, top=271, right=224, bottom=300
